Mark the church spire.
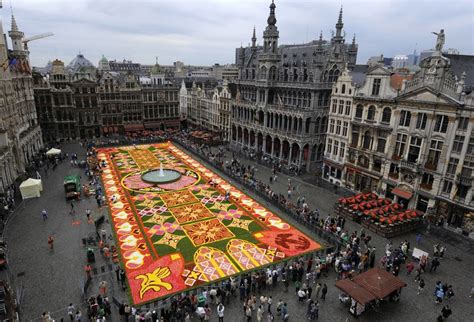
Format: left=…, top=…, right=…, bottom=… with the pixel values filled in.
left=252, top=26, right=257, bottom=48
left=319, top=30, right=323, bottom=42
left=335, top=6, right=343, bottom=38
left=267, top=0, right=277, bottom=27
left=9, top=14, right=25, bottom=52
left=11, top=14, right=19, bottom=32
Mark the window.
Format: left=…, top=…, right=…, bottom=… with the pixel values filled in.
left=421, top=173, right=434, bottom=189
left=345, top=101, right=351, bottom=115
left=327, top=139, right=333, bottom=154
left=336, top=120, right=341, bottom=135
left=338, top=100, right=344, bottom=114
left=442, top=180, right=453, bottom=194
left=331, top=99, right=337, bottom=113
left=351, top=127, right=359, bottom=147
left=329, top=119, right=335, bottom=133
left=434, top=115, right=449, bottom=133
left=446, top=158, right=459, bottom=176
left=427, top=139, right=443, bottom=168
left=333, top=141, right=339, bottom=156
left=373, top=158, right=382, bottom=172
left=381, top=107, right=391, bottom=124
left=394, top=133, right=408, bottom=157
left=399, top=110, right=411, bottom=127
left=341, top=84, right=346, bottom=94
left=371, top=78, right=381, bottom=96
left=416, top=113, right=427, bottom=130
left=367, top=106, right=375, bottom=121
left=377, top=132, right=387, bottom=153
left=362, top=131, right=372, bottom=150
left=468, top=133, right=474, bottom=156
left=457, top=117, right=469, bottom=131
left=342, top=121, right=348, bottom=137
left=452, top=135, right=465, bottom=153
left=340, top=142, right=346, bottom=158
left=407, top=137, right=422, bottom=162
left=355, top=105, right=363, bottom=119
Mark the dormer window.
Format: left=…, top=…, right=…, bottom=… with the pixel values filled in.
left=341, top=84, right=346, bottom=94
left=372, top=78, right=381, bottom=96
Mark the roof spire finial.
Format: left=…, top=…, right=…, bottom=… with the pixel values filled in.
left=319, top=30, right=323, bottom=41
left=335, top=5, right=344, bottom=38
left=252, top=26, right=257, bottom=47
left=267, top=0, right=277, bottom=26
left=352, top=33, right=356, bottom=44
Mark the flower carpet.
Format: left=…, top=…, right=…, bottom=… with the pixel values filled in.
left=98, top=142, right=322, bottom=305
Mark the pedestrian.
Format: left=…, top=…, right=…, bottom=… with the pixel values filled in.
left=86, top=209, right=91, bottom=222
left=84, top=264, right=92, bottom=280
left=99, top=280, right=107, bottom=295
left=406, top=262, right=415, bottom=275
left=120, top=269, right=126, bottom=289
left=42, top=209, right=48, bottom=221
left=321, top=283, right=327, bottom=300
left=430, top=257, right=440, bottom=272
left=245, top=305, right=252, bottom=322
left=276, top=300, right=283, bottom=316
left=67, top=303, right=75, bottom=321
left=446, top=285, right=454, bottom=299
left=417, top=279, right=425, bottom=295
left=48, top=235, right=54, bottom=249
left=416, top=233, right=421, bottom=245
left=439, top=246, right=446, bottom=258
left=70, top=200, right=75, bottom=215
left=267, top=295, right=273, bottom=314
left=441, top=305, right=452, bottom=319
left=314, top=283, right=321, bottom=299
left=282, top=303, right=289, bottom=322
left=74, top=310, right=82, bottom=322
left=217, top=303, right=224, bottom=322
left=115, top=265, right=121, bottom=281
left=435, top=287, right=444, bottom=304
left=257, top=305, right=263, bottom=322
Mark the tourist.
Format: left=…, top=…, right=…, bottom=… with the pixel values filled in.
left=430, top=257, right=440, bottom=272
left=276, top=299, right=283, bottom=316
left=441, top=305, right=452, bottom=319
left=86, top=209, right=91, bottom=221
left=417, top=279, right=425, bottom=295
left=70, top=200, right=75, bottom=215
left=204, top=304, right=211, bottom=321
left=245, top=305, right=252, bottom=321
left=281, top=303, right=289, bottom=321
left=47, top=235, right=54, bottom=249
left=321, top=283, right=327, bottom=300
left=217, top=303, right=224, bottom=322
left=257, top=305, right=263, bottom=322
left=74, top=310, right=82, bottom=322
left=439, top=246, right=446, bottom=258
left=67, top=303, right=75, bottom=321
left=99, top=280, right=107, bottom=296
left=267, top=295, right=273, bottom=313
left=42, top=209, right=48, bottom=221
left=435, top=287, right=444, bottom=304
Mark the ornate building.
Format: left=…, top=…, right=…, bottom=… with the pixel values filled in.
left=324, top=32, right=474, bottom=231
left=179, top=80, right=231, bottom=141
left=34, top=58, right=180, bottom=141
left=0, top=15, right=43, bottom=193
left=230, top=2, right=358, bottom=172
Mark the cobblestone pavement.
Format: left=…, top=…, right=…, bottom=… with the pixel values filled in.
left=5, top=142, right=474, bottom=321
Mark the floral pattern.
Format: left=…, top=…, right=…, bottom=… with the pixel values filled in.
left=182, top=218, right=234, bottom=246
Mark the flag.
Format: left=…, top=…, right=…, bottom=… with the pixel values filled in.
left=1, top=58, right=8, bottom=71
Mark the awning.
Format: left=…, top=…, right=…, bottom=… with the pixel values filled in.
left=165, top=119, right=180, bottom=126
left=335, top=279, right=376, bottom=305
left=144, top=122, right=163, bottom=129
left=123, top=124, right=144, bottom=132
left=392, top=187, right=413, bottom=200
left=352, top=268, right=407, bottom=300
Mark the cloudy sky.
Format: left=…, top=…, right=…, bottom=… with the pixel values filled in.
left=1, top=0, right=473, bottom=67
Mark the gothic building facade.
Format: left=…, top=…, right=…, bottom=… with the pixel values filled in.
left=324, top=35, right=474, bottom=231
left=33, top=58, right=180, bottom=142
left=0, top=15, right=43, bottom=193
left=179, top=80, right=231, bottom=141
left=230, top=2, right=358, bottom=171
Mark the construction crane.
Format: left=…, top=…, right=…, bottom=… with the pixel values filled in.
left=22, top=32, right=54, bottom=50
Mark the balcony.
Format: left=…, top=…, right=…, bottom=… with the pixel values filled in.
left=456, top=173, right=473, bottom=186
left=424, top=162, right=438, bottom=171
left=420, top=183, right=433, bottom=191
left=388, top=172, right=399, bottom=180
left=400, top=159, right=420, bottom=171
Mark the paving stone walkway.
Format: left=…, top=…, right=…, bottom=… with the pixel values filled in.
left=4, top=142, right=474, bottom=321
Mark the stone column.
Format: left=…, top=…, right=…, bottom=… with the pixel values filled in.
left=279, top=141, right=283, bottom=159
left=298, top=148, right=304, bottom=167
left=289, top=144, right=293, bottom=164
left=271, top=138, right=275, bottom=157
left=262, top=135, right=267, bottom=154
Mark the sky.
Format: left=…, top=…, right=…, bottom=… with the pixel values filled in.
left=1, top=0, right=473, bottom=68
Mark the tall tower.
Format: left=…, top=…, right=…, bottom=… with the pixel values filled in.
left=9, top=14, right=24, bottom=53
left=259, top=0, right=280, bottom=82
left=262, top=0, right=279, bottom=54
left=251, top=26, right=257, bottom=49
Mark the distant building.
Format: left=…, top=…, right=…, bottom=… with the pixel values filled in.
left=109, top=59, right=141, bottom=74
left=33, top=55, right=180, bottom=142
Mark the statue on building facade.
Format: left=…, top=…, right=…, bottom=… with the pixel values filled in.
left=431, top=29, right=445, bottom=52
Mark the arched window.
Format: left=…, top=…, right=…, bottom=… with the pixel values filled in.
left=341, top=84, right=346, bottom=94
left=269, top=66, right=277, bottom=81
left=355, top=105, right=363, bottom=119
left=327, top=65, right=340, bottom=82
left=367, top=106, right=376, bottom=120
left=382, top=107, right=391, bottom=123
left=260, top=66, right=267, bottom=80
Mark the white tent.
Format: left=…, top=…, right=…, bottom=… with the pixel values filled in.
left=46, top=148, right=61, bottom=156
left=19, top=178, right=43, bottom=199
